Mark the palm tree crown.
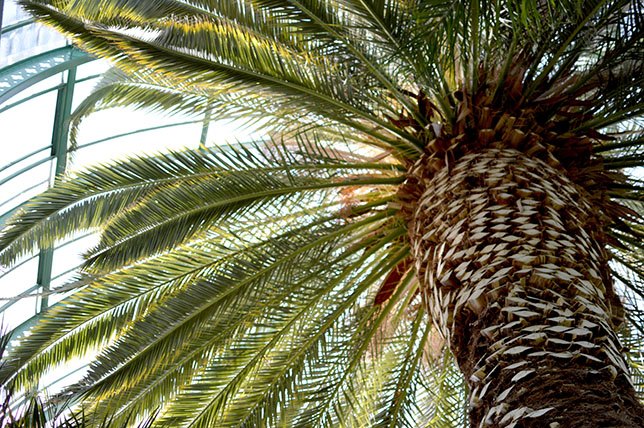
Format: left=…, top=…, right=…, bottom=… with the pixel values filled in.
left=1, top=0, right=644, bottom=426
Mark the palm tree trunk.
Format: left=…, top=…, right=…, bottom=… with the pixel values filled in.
left=408, top=148, right=644, bottom=427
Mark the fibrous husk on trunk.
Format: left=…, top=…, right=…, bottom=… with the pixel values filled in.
left=406, top=148, right=644, bottom=427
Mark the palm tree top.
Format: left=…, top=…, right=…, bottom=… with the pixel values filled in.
left=0, top=0, right=643, bottom=426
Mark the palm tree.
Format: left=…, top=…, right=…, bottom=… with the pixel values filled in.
left=1, top=0, right=644, bottom=426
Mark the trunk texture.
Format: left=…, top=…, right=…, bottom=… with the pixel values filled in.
left=408, top=148, right=644, bottom=427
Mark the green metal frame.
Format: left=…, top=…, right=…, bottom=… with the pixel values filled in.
left=199, top=107, right=213, bottom=149
left=0, top=155, right=53, bottom=187
left=0, top=179, right=47, bottom=228
left=0, top=12, right=214, bottom=396
left=0, top=10, right=114, bottom=402
left=1, top=144, right=52, bottom=171
left=52, top=67, right=76, bottom=177
left=0, top=18, right=35, bottom=34
left=0, top=73, right=100, bottom=115
left=0, top=0, right=4, bottom=34
left=0, top=45, right=91, bottom=104
left=0, top=52, right=82, bottom=343
left=76, top=118, right=205, bottom=151
left=0, top=231, right=94, bottom=324
left=35, top=66, right=76, bottom=312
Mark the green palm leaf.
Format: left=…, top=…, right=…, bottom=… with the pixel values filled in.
left=3, top=0, right=644, bottom=426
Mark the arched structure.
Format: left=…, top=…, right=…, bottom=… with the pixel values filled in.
left=1, top=0, right=92, bottom=339
left=0, top=0, right=216, bottom=403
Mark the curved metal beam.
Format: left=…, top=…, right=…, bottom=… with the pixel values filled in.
left=0, top=45, right=93, bottom=104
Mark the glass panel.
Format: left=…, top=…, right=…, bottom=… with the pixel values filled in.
left=71, top=76, right=102, bottom=111
left=2, top=296, right=38, bottom=330
left=0, top=144, right=51, bottom=176
left=0, top=254, right=38, bottom=298
left=0, top=22, right=66, bottom=68
left=40, top=356, right=91, bottom=396
left=0, top=159, right=53, bottom=216
left=71, top=108, right=203, bottom=170
left=49, top=233, right=98, bottom=305
left=0, top=179, right=48, bottom=219
left=0, top=89, right=56, bottom=170
left=74, top=59, right=109, bottom=81
left=2, top=0, right=30, bottom=27
left=201, top=118, right=264, bottom=147
left=51, top=233, right=98, bottom=279
left=47, top=278, right=74, bottom=306
left=0, top=74, right=63, bottom=110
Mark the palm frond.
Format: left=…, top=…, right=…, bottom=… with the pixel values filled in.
left=0, top=142, right=401, bottom=269
left=20, top=0, right=422, bottom=155
left=3, top=0, right=644, bottom=426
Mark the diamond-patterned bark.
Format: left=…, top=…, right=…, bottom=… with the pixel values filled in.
left=408, top=148, right=644, bottom=427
